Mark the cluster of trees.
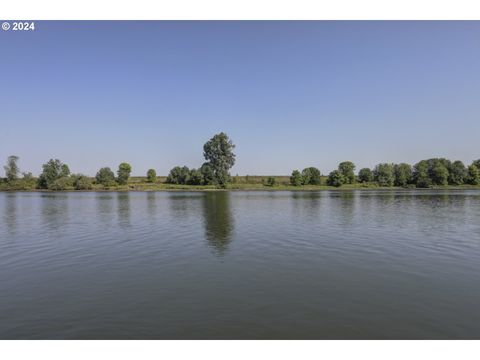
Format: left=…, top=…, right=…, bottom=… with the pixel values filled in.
left=1, top=156, right=146, bottom=190
left=290, top=167, right=322, bottom=186
left=289, top=158, right=480, bottom=188
left=3, top=144, right=480, bottom=191
left=166, top=132, right=236, bottom=188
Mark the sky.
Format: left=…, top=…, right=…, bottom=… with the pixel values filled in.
left=1, top=21, right=479, bottom=176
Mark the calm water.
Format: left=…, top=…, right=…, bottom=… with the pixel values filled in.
left=1, top=190, right=480, bottom=339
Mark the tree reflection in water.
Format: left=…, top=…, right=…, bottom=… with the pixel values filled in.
left=202, top=192, right=234, bottom=256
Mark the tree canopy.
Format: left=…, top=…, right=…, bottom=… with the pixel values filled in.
left=338, top=161, right=356, bottom=184
left=38, top=159, right=71, bottom=189
left=95, top=167, right=116, bottom=187
left=301, top=167, right=321, bottom=185
left=147, top=169, right=157, bottom=183
left=203, top=132, right=236, bottom=187
left=117, top=162, right=132, bottom=185
left=327, top=170, right=345, bottom=187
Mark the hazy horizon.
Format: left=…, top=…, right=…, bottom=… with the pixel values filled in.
left=1, top=21, right=479, bottom=176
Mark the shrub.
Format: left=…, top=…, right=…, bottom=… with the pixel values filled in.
left=290, top=170, right=303, bottom=186
left=146, top=169, right=157, bottom=183
left=72, top=174, right=93, bottom=190
left=265, top=177, right=276, bottom=187
left=48, top=176, right=74, bottom=191
left=301, top=167, right=321, bottom=185
left=358, top=168, right=373, bottom=183
left=327, top=170, right=345, bottom=187
left=96, top=167, right=116, bottom=187
left=188, top=168, right=203, bottom=185
left=117, top=162, right=132, bottom=185
left=166, top=166, right=190, bottom=184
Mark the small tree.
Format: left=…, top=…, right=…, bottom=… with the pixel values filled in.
left=448, top=160, right=467, bottom=185
left=4, top=155, right=20, bottom=182
left=188, top=168, right=203, bottom=185
left=265, top=177, right=276, bottom=187
left=290, top=170, right=303, bottom=186
left=430, top=163, right=449, bottom=186
left=203, top=132, right=236, bottom=187
left=374, top=163, right=394, bottom=187
left=394, top=163, right=412, bottom=187
left=338, top=161, right=356, bottom=184
left=413, top=160, right=431, bottom=188
left=96, top=167, right=116, bottom=187
left=467, top=164, right=480, bottom=185
left=327, top=170, right=345, bottom=187
left=358, top=168, right=373, bottom=183
left=117, top=162, right=132, bottom=185
left=48, top=176, right=74, bottom=191
left=72, top=174, right=93, bottom=190
left=38, top=159, right=71, bottom=189
left=301, top=167, right=321, bottom=185
left=146, top=169, right=157, bottom=183
left=166, top=166, right=190, bottom=184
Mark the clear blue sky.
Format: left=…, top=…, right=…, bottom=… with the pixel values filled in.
left=1, top=21, right=479, bottom=176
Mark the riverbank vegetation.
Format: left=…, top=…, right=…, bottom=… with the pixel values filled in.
left=1, top=133, right=480, bottom=191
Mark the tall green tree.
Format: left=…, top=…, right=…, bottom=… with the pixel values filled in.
left=327, top=170, right=345, bottom=187
left=374, top=163, right=394, bottom=187
left=448, top=160, right=467, bottom=185
left=146, top=169, right=157, bottom=183
left=38, top=159, right=71, bottom=189
left=117, top=162, right=132, bottom=185
left=472, top=159, right=480, bottom=169
left=4, top=155, right=20, bottom=182
left=338, top=161, right=356, bottom=184
left=301, top=167, right=321, bottom=185
left=358, top=168, right=373, bottom=183
left=394, top=163, right=412, bottom=187
left=290, top=170, right=303, bottom=186
left=203, top=132, right=236, bottom=187
left=95, top=167, right=116, bottom=187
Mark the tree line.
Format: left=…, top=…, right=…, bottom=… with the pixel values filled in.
left=1, top=156, right=147, bottom=190
left=165, top=132, right=236, bottom=188
left=2, top=132, right=480, bottom=190
left=290, top=159, right=480, bottom=187
left=0, top=132, right=236, bottom=190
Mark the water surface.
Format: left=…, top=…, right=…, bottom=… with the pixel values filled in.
left=1, top=190, right=479, bottom=339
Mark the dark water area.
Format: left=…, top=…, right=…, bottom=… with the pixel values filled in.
left=0, top=190, right=479, bottom=339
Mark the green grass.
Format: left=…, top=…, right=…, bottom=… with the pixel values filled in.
left=1, top=175, right=480, bottom=192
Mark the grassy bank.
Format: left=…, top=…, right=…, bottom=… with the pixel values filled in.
left=1, top=175, right=480, bottom=192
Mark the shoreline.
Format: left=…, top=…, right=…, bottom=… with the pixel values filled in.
left=2, top=185, right=480, bottom=193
